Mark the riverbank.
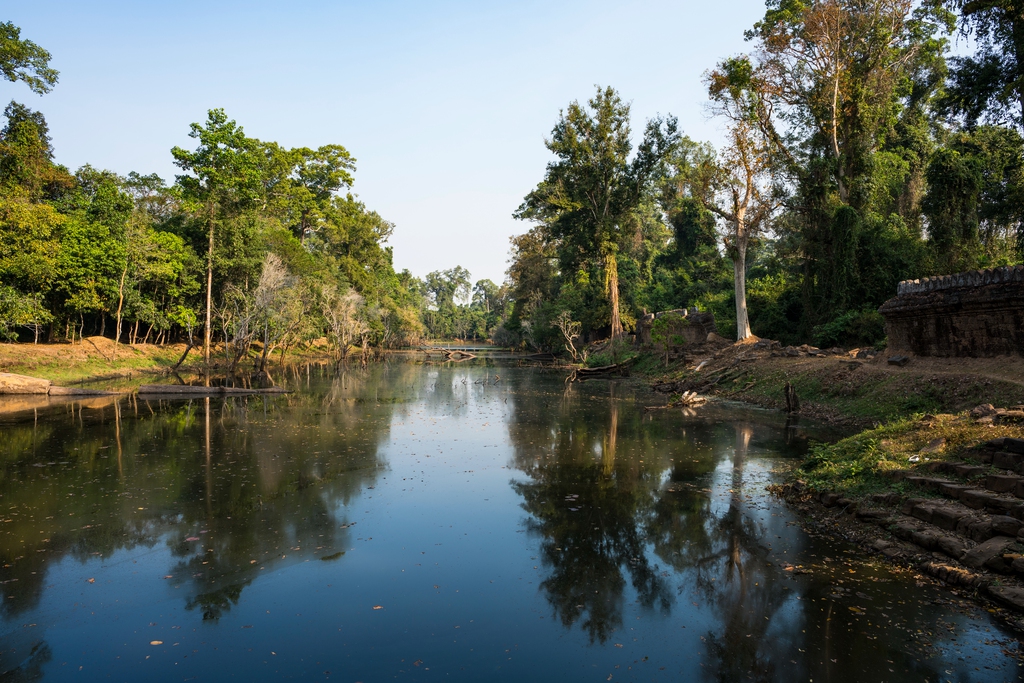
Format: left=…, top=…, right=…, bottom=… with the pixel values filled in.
left=636, top=338, right=1024, bottom=621
left=639, top=336, right=1024, bottom=426
left=0, top=337, right=340, bottom=386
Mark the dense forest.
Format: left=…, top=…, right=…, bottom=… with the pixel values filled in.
left=2, top=1, right=1024, bottom=358
left=503, top=0, right=1024, bottom=350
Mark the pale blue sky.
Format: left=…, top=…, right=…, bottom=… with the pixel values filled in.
left=8, top=1, right=768, bottom=284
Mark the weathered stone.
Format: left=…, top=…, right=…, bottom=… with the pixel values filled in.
left=1006, top=438, right=1024, bottom=455
left=993, top=451, right=1024, bottom=472
left=888, top=355, right=910, bottom=366
left=987, top=585, right=1024, bottom=612
left=902, top=497, right=928, bottom=515
left=910, top=503, right=935, bottom=524
left=991, top=515, right=1024, bottom=537
left=995, top=411, right=1024, bottom=425
left=835, top=497, right=856, bottom=510
left=880, top=266, right=1024, bottom=357
left=819, top=492, right=841, bottom=507
left=939, top=483, right=972, bottom=499
left=891, top=522, right=918, bottom=541
left=954, top=465, right=988, bottom=479
left=0, top=373, right=51, bottom=395
left=959, top=518, right=995, bottom=542
left=986, top=474, right=1021, bottom=493
left=911, top=531, right=940, bottom=550
left=920, top=438, right=946, bottom=454
left=972, top=404, right=998, bottom=419
left=985, top=497, right=1024, bottom=515
left=636, top=309, right=717, bottom=347
left=931, top=506, right=969, bottom=531
left=962, top=536, right=1019, bottom=570
left=855, top=508, right=890, bottom=521
left=961, top=489, right=998, bottom=509
left=936, top=535, right=967, bottom=560
left=1011, top=556, right=1024, bottom=575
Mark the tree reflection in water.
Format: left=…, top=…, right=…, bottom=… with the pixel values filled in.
left=0, top=364, right=405, bottom=625
left=508, top=376, right=797, bottom=672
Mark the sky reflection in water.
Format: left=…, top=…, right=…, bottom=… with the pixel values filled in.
left=0, top=362, right=1020, bottom=682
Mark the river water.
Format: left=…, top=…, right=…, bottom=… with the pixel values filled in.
left=0, top=361, right=1021, bottom=682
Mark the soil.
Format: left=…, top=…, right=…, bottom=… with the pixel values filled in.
left=644, top=337, right=1024, bottom=427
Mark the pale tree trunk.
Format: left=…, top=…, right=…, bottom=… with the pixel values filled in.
left=204, top=216, right=214, bottom=366
left=606, top=252, right=622, bottom=339
left=733, top=224, right=752, bottom=340
left=114, top=265, right=127, bottom=359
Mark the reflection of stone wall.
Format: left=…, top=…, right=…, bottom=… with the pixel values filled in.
left=637, top=308, right=717, bottom=346
left=879, top=265, right=1024, bottom=357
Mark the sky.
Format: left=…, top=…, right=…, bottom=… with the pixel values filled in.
left=7, top=0, right=770, bottom=285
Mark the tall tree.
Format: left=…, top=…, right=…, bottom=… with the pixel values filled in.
left=171, top=110, right=264, bottom=365
left=943, top=0, right=1024, bottom=129
left=0, top=22, right=58, bottom=95
left=704, top=57, right=778, bottom=340
left=516, top=86, right=677, bottom=339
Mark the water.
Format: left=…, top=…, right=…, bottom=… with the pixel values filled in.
left=0, top=362, right=1020, bottom=682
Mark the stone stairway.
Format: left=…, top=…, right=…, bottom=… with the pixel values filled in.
left=809, top=437, right=1024, bottom=610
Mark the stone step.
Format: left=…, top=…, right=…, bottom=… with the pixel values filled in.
left=863, top=502, right=1024, bottom=574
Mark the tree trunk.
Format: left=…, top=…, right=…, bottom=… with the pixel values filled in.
left=204, top=216, right=214, bottom=366
left=606, top=252, right=622, bottom=339
left=99, top=313, right=106, bottom=337
left=114, top=264, right=127, bottom=357
left=733, top=230, right=752, bottom=340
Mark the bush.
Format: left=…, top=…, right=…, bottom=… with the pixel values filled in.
left=812, top=308, right=886, bottom=349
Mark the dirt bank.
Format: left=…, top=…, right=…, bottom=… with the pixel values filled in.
left=642, top=337, right=1024, bottom=427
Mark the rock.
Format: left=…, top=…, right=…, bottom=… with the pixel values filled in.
left=992, top=515, right=1024, bottom=537
left=1006, top=438, right=1024, bottom=455
left=887, top=355, right=910, bottom=367
left=0, top=373, right=51, bottom=395
left=910, top=503, right=935, bottom=524
left=962, top=536, right=1018, bottom=571
left=819, top=492, right=841, bottom=507
left=987, top=474, right=1021, bottom=493
left=953, top=465, right=988, bottom=479
left=920, top=438, right=946, bottom=455
left=972, top=404, right=998, bottom=419
left=939, top=483, right=973, bottom=500
left=996, top=411, right=1024, bottom=425
left=961, top=489, right=999, bottom=510
left=936, top=534, right=967, bottom=560
left=993, top=451, right=1024, bottom=471
left=706, top=332, right=727, bottom=343
left=931, top=506, right=969, bottom=531
left=987, top=585, right=1024, bottom=612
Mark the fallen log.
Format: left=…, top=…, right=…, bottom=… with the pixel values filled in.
left=575, top=357, right=635, bottom=379
left=48, top=386, right=124, bottom=396
left=137, top=385, right=290, bottom=396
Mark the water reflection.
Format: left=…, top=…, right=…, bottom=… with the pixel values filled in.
left=0, top=364, right=409, bottom=625
left=0, top=362, right=1019, bottom=682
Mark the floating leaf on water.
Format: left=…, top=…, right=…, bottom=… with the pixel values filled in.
left=372, top=605, right=383, bottom=610
left=150, top=641, right=162, bottom=645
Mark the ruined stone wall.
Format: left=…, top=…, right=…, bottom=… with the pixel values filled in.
left=636, top=308, right=717, bottom=347
left=879, top=265, right=1024, bottom=357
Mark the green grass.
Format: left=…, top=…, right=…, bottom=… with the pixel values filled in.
left=799, top=413, right=1022, bottom=496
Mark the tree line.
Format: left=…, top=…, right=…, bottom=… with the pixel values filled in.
left=0, top=20, right=516, bottom=360
left=502, top=0, right=1024, bottom=350
left=5, top=3, right=1024, bottom=357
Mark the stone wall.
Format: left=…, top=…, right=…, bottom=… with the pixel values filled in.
left=879, top=265, right=1024, bottom=357
left=636, top=308, right=717, bottom=347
